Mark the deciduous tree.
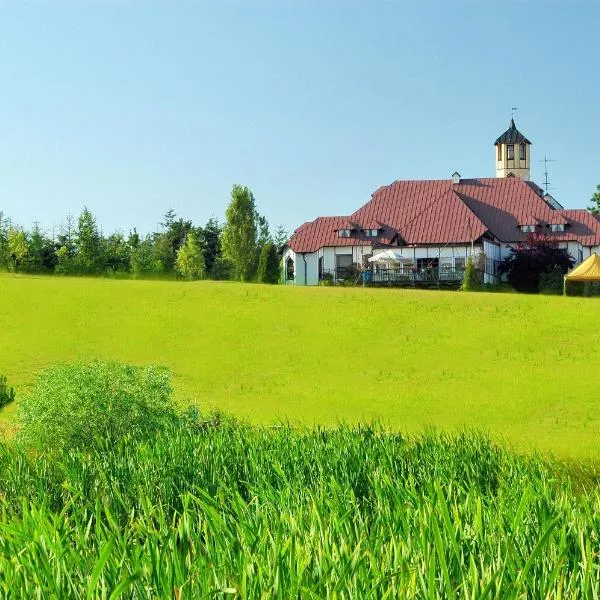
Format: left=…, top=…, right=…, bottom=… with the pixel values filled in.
left=7, top=227, right=28, bottom=271
left=498, top=234, right=574, bottom=293
left=221, top=185, right=260, bottom=282
left=176, top=231, right=205, bottom=280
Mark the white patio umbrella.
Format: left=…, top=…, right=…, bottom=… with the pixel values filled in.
left=368, top=249, right=405, bottom=263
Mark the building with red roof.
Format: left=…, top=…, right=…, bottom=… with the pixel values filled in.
left=284, top=120, right=600, bottom=285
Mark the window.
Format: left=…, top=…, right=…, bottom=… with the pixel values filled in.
left=519, top=143, right=526, bottom=161
left=454, top=257, right=466, bottom=271
left=550, top=224, right=565, bottom=233
left=285, top=257, right=294, bottom=280
left=335, top=254, right=353, bottom=279
left=336, top=254, right=353, bottom=269
left=520, top=224, right=536, bottom=233
left=364, top=229, right=379, bottom=237
left=507, top=144, right=515, bottom=160
left=497, top=145, right=502, bottom=161
left=338, top=229, right=351, bottom=238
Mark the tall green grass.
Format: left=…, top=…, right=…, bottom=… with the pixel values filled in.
left=0, top=423, right=598, bottom=597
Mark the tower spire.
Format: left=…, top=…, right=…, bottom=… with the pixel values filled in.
left=494, top=118, right=532, bottom=180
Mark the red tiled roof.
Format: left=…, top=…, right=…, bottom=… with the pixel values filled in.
left=354, top=186, right=487, bottom=244
left=558, top=210, right=600, bottom=246
left=287, top=177, right=600, bottom=252
left=288, top=216, right=371, bottom=253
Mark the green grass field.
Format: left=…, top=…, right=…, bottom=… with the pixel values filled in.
left=1, top=273, right=599, bottom=459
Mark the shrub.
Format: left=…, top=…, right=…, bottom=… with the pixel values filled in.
left=319, top=272, right=334, bottom=286
left=256, top=242, right=281, bottom=284
left=0, top=374, right=15, bottom=409
left=539, top=266, right=565, bottom=295
left=18, top=362, right=176, bottom=454
left=498, top=234, right=574, bottom=293
left=461, top=257, right=480, bottom=291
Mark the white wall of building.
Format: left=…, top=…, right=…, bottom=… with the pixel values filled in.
left=283, top=248, right=320, bottom=286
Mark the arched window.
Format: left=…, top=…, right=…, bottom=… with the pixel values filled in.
left=286, top=257, right=294, bottom=280
left=507, top=172, right=515, bottom=178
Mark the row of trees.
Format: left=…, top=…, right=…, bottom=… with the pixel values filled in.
left=0, top=185, right=288, bottom=283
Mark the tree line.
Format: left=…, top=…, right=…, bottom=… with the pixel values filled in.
left=0, top=185, right=287, bottom=283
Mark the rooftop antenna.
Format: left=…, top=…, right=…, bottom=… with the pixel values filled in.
left=539, top=155, right=555, bottom=193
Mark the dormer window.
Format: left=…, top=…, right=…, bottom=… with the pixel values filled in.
left=338, top=229, right=352, bottom=238
left=520, top=224, right=536, bottom=233
left=507, top=144, right=515, bottom=160
left=364, top=229, right=379, bottom=237
left=550, top=224, right=565, bottom=233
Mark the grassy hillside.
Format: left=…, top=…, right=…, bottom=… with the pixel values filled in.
left=1, top=273, right=599, bottom=458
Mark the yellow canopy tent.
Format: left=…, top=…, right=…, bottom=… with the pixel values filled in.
left=563, top=253, right=600, bottom=295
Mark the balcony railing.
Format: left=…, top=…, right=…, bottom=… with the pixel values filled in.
left=363, top=267, right=466, bottom=283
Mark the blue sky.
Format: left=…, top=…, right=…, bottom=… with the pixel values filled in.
left=1, top=0, right=599, bottom=237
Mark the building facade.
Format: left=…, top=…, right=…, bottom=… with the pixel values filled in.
left=284, top=120, right=600, bottom=286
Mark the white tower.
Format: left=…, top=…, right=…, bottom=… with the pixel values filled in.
left=494, top=119, right=531, bottom=180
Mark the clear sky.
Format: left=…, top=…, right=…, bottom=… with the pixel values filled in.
left=1, top=0, right=599, bottom=237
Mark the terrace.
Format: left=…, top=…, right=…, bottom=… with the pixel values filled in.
left=323, top=266, right=469, bottom=289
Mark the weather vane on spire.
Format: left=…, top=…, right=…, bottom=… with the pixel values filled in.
left=511, top=107, right=518, bottom=120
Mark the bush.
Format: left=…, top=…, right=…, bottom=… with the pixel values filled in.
left=257, top=242, right=281, bottom=284
left=18, top=362, right=177, bottom=454
left=498, top=234, right=574, bottom=293
left=461, top=257, right=480, bottom=291
left=539, top=267, right=565, bottom=295
left=0, top=374, right=15, bottom=409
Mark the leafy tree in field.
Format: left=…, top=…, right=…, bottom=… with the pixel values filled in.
left=202, top=218, right=222, bottom=275
left=588, top=184, right=600, bottom=215
left=104, top=232, right=131, bottom=273
left=131, top=235, right=160, bottom=277
left=75, top=207, right=104, bottom=274
left=221, top=185, right=265, bottom=282
left=55, top=245, right=75, bottom=275
left=7, top=227, right=28, bottom=271
left=25, top=224, right=57, bottom=273
left=176, top=231, right=205, bottom=280
left=498, top=234, right=574, bottom=293
left=257, top=241, right=281, bottom=284
left=155, top=210, right=194, bottom=273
